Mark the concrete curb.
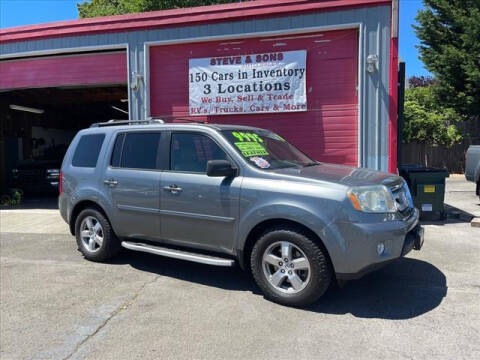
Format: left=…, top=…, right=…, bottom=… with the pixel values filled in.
left=0, top=209, right=59, bottom=214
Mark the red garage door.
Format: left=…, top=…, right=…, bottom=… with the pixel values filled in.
left=0, top=51, right=127, bottom=90
left=149, top=29, right=358, bottom=165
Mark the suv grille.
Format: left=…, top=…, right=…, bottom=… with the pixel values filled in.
left=389, top=182, right=413, bottom=215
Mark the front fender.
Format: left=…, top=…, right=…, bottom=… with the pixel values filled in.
left=237, top=201, right=346, bottom=271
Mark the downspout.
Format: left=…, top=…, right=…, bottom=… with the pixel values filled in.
left=388, top=0, right=399, bottom=173
left=397, top=61, right=405, bottom=167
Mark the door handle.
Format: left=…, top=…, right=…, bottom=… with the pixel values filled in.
left=163, top=185, right=182, bottom=193
left=104, top=178, right=118, bottom=187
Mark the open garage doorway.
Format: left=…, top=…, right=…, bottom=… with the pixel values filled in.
left=0, top=84, right=128, bottom=204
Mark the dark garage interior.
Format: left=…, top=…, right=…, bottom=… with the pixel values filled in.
left=0, top=85, right=128, bottom=198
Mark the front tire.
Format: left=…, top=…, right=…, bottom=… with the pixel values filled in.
left=75, top=208, right=121, bottom=262
left=251, top=225, right=332, bottom=307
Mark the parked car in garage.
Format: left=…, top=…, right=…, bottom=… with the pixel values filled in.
left=10, top=145, right=67, bottom=193
left=59, top=120, right=424, bottom=307
left=465, top=145, right=480, bottom=199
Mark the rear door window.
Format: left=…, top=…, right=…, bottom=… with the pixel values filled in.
left=170, top=133, right=228, bottom=173
left=72, top=134, right=105, bottom=168
left=120, top=132, right=161, bottom=170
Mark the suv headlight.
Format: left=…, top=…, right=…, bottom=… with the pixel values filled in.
left=348, top=185, right=396, bottom=213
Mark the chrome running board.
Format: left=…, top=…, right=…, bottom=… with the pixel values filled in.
left=121, top=241, right=235, bottom=267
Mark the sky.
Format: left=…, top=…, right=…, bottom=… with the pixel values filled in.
left=399, top=0, right=431, bottom=77
left=0, top=0, right=431, bottom=77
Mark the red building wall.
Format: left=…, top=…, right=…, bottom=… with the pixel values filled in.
left=0, top=52, right=127, bottom=90
left=149, top=29, right=359, bottom=166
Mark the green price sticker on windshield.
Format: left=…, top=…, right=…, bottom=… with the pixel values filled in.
left=232, top=131, right=263, bottom=143
left=234, top=142, right=269, bottom=157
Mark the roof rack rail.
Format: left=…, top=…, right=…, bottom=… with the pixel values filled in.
left=90, top=119, right=164, bottom=128
left=174, top=117, right=207, bottom=124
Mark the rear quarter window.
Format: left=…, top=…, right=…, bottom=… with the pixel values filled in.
left=72, top=134, right=105, bottom=168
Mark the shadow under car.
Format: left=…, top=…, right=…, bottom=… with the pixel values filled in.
left=109, top=251, right=446, bottom=320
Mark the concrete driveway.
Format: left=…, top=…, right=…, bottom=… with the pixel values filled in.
left=1, top=178, right=479, bottom=360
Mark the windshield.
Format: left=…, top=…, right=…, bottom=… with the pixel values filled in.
left=221, top=129, right=316, bottom=170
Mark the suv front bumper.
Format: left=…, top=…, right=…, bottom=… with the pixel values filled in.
left=402, top=224, right=424, bottom=255
left=334, top=208, right=424, bottom=280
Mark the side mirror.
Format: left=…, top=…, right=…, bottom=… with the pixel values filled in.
left=207, top=160, right=237, bottom=177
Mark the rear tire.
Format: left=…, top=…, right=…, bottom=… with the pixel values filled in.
left=251, top=225, right=332, bottom=307
left=75, top=208, right=121, bottom=262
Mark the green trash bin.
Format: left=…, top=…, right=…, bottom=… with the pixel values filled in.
left=399, top=165, right=449, bottom=220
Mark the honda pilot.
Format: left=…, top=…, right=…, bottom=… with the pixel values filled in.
left=59, top=120, right=423, bottom=307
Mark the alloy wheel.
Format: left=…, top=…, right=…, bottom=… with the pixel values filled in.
left=262, top=241, right=311, bottom=294
left=80, top=216, right=103, bottom=253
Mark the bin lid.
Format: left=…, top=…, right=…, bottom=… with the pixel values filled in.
left=399, top=164, right=449, bottom=176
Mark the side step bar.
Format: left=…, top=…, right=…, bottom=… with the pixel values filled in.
left=121, top=241, right=235, bottom=267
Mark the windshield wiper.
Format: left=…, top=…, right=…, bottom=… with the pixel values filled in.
left=303, top=162, right=320, bottom=167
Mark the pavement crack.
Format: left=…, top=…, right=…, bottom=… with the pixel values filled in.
left=62, top=274, right=161, bottom=360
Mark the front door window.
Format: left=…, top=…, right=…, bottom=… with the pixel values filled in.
left=170, top=133, right=228, bottom=173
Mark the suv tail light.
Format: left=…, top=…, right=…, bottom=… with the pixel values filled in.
left=59, top=171, right=63, bottom=195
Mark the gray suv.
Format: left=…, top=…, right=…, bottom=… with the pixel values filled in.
left=59, top=120, right=423, bottom=307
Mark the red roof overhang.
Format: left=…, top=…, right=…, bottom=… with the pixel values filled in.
left=0, top=0, right=391, bottom=44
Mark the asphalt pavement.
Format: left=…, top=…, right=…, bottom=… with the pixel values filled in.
left=1, top=177, right=479, bottom=360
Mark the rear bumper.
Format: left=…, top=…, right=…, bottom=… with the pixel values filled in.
left=11, top=179, right=58, bottom=193
left=58, top=193, right=69, bottom=225
left=334, top=208, right=423, bottom=280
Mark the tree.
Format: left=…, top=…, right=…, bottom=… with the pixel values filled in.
left=414, top=0, right=480, bottom=118
left=78, top=0, right=235, bottom=18
left=403, top=84, right=463, bottom=148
